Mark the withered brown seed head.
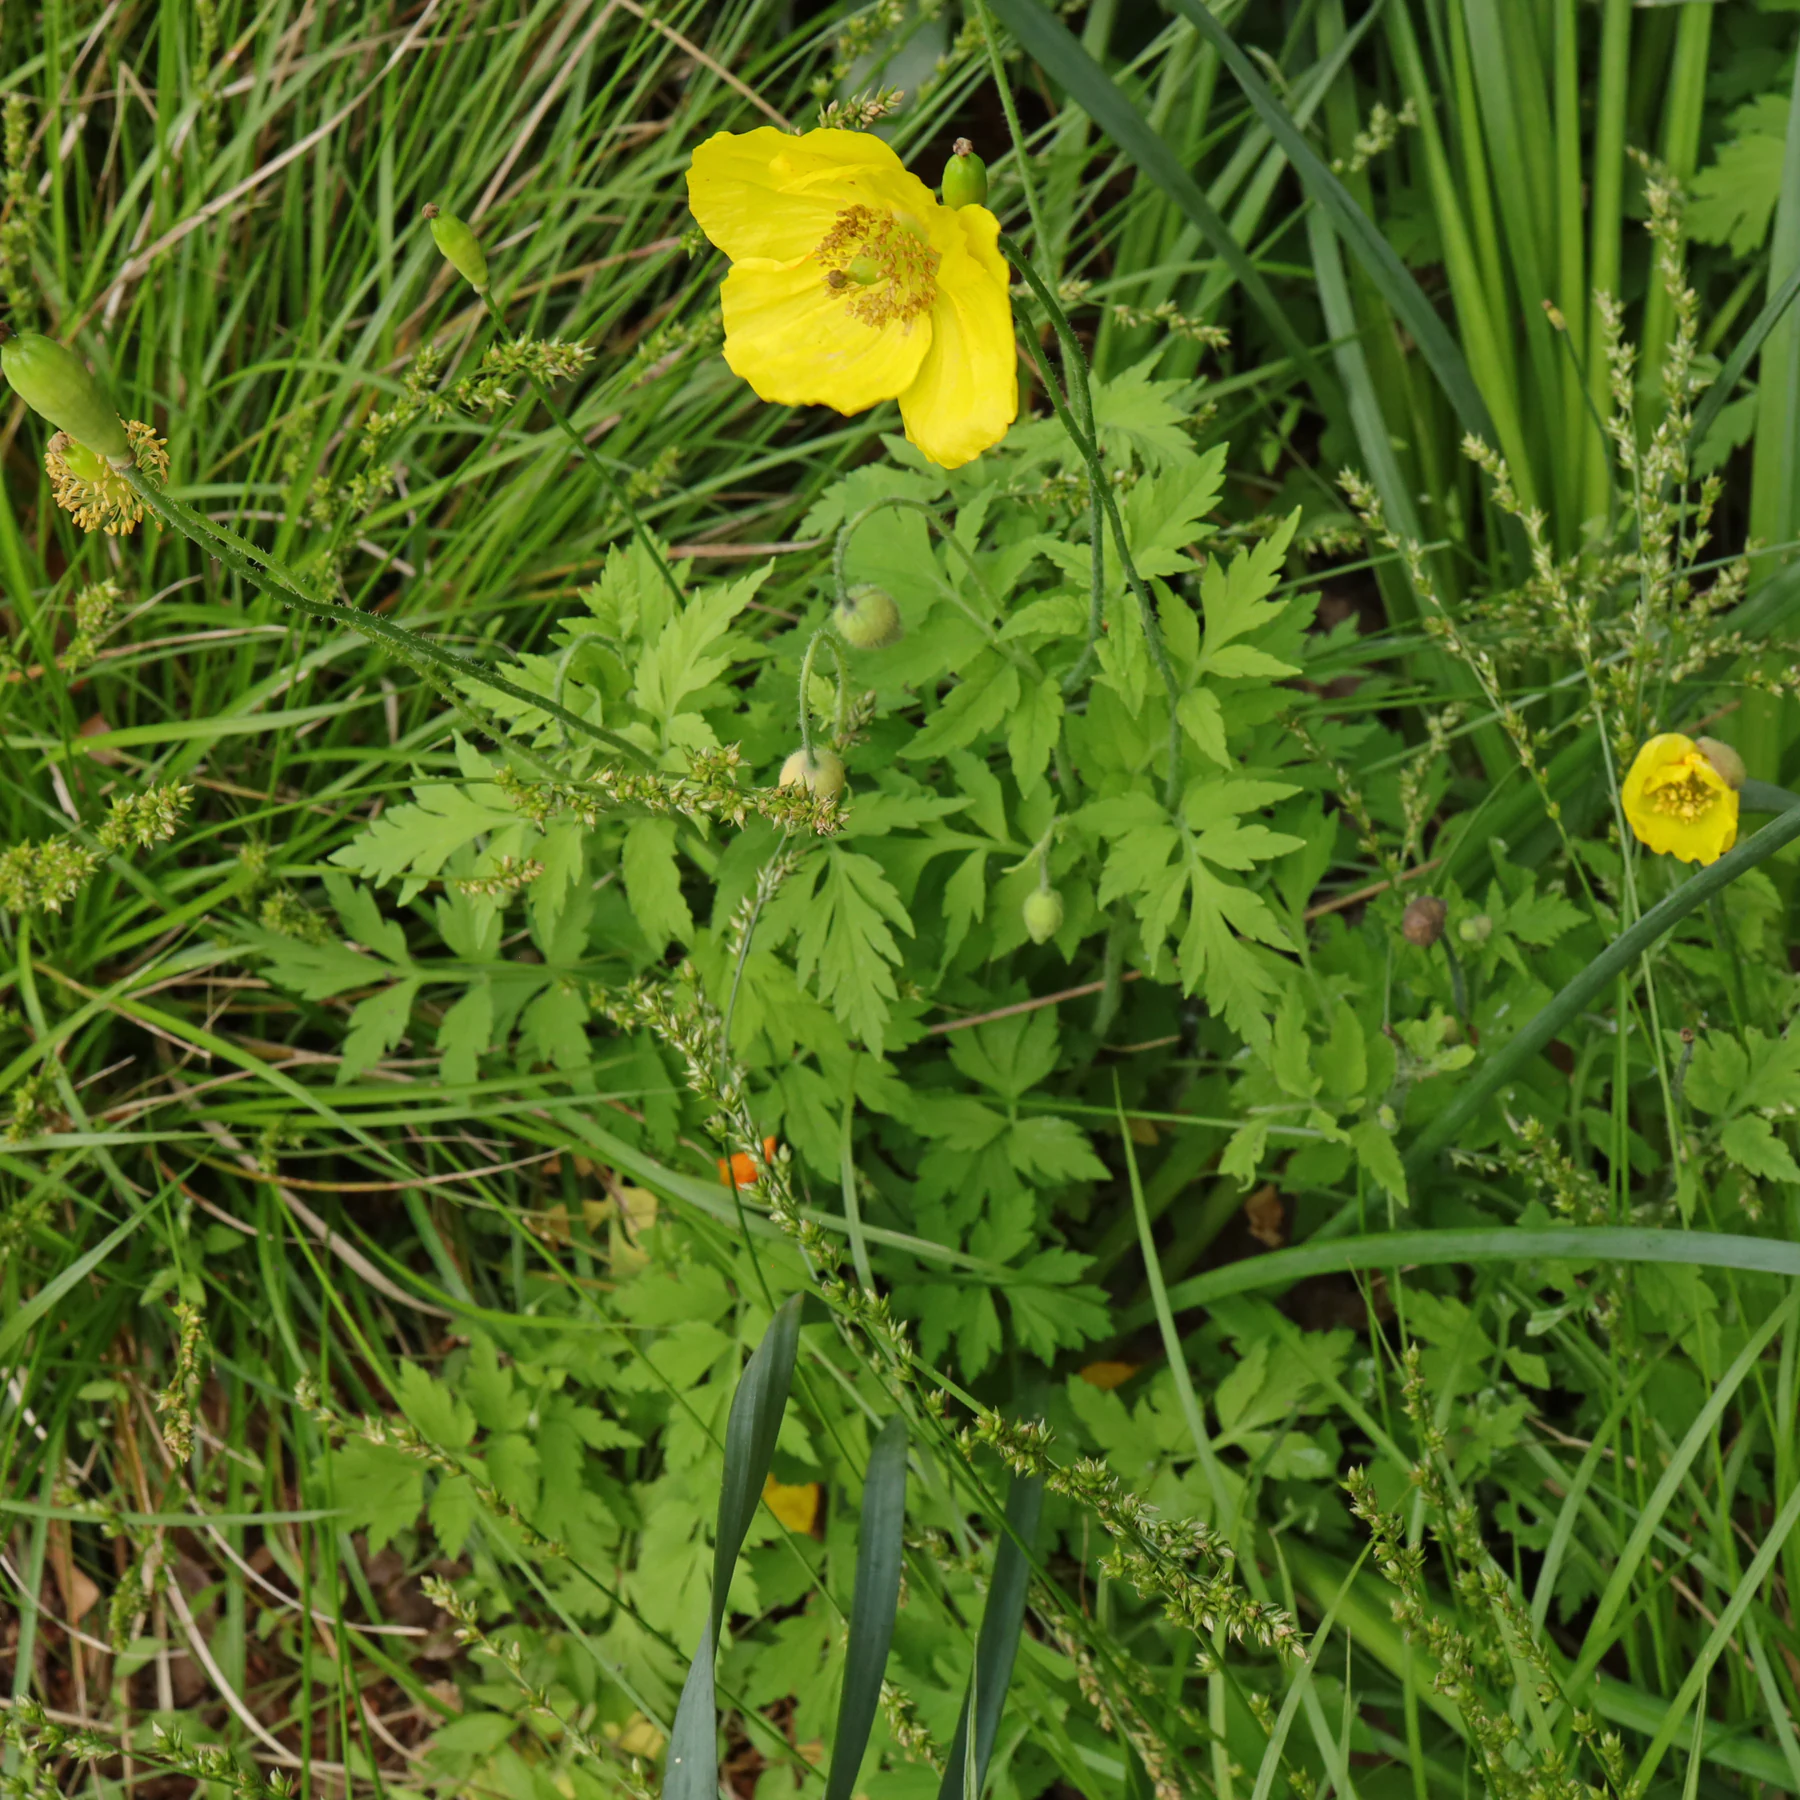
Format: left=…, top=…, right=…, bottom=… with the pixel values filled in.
left=1402, top=895, right=1449, bottom=947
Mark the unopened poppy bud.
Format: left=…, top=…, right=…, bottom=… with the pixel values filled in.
left=779, top=746, right=846, bottom=801
left=941, top=138, right=989, bottom=210
left=1695, top=736, right=1746, bottom=790
left=424, top=203, right=489, bottom=294
left=832, top=583, right=903, bottom=651
left=1402, top=895, right=1448, bottom=947
left=1022, top=887, right=1064, bottom=944
left=1, top=333, right=130, bottom=462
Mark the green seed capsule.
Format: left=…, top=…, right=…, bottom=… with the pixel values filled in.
left=1022, top=887, right=1064, bottom=944
left=832, top=584, right=904, bottom=651
left=941, top=138, right=989, bottom=210
left=1, top=334, right=129, bottom=460
left=425, top=203, right=489, bottom=294
left=779, top=746, right=846, bottom=802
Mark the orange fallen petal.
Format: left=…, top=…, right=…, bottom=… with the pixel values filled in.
left=717, top=1137, right=780, bottom=1190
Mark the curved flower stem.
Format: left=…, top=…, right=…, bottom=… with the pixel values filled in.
left=477, top=291, right=685, bottom=609
left=834, top=495, right=1043, bottom=681
left=989, top=229, right=1106, bottom=690
left=122, top=467, right=654, bottom=767
left=795, top=628, right=846, bottom=759
left=1404, top=800, right=1800, bottom=1173
left=1003, top=244, right=1185, bottom=810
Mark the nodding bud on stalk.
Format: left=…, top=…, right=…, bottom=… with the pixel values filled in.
left=1402, top=895, right=1448, bottom=947
left=1696, top=736, right=1747, bottom=790
left=1022, top=887, right=1064, bottom=945
left=423, top=203, right=489, bottom=294
left=779, top=746, right=846, bottom=802
left=940, top=138, right=988, bottom=210
left=832, top=583, right=904, bottom=650
left=1, top=332, right=131, bottom=463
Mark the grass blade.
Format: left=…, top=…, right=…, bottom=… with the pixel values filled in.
left=982, top=0, right=1329, bottom=402
left=1160, top=0, right=1497, bottom=450
left=665, top=1291, right=805, bottom=1800
left=1570, top=1288, right=1798, bottom=1695
left=0, top=1192, right=157, bottom=1363
left=936, top=1471, right=1044, bottom=1800
left=824, top=1416, right=908, bottom=1800
left=1689, top=262, right=1800, bottom=464
left=1627, top=1464, right=1800, bottom=1794
left=1135, top=1226, right=1800, bottom=1325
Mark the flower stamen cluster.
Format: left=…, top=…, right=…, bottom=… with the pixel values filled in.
left=818, top=204, right=940, bottom=329
left=46, top=420, right=168, bottom=535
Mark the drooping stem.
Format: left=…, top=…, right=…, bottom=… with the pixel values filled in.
left=478, top=291, right=685, bottom=608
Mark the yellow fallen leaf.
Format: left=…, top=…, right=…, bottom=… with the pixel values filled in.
left=1078, top=1360, right=1139, bottom=1391
left=763, top=1473, right=822, bottom=1535
left=616, top=1714, right=665, bottom=1759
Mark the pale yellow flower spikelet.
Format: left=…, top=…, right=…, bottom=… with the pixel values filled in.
left=46, top=420, right=169, bottom=535
left=1621, top=732, right=1740, bottom=865
left=685, top=127, right=1018, bottom=470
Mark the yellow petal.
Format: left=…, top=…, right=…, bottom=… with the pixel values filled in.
left=1620, top=733, right=1695, bottom=819
left=720, top=257, right=931, bottom=414
left=686, top=127, right=934, bottom=264
left=898, top=206, right=1017, bottom=469
left=763, top=1474, right=822, bottom=1535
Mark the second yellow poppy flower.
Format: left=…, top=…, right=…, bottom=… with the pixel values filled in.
left=1621, top=732, right=1740, bottom=864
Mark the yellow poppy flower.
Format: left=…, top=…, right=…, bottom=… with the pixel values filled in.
left=1621, top=732, right=1740, bottom=864
left=685, top=127, right=1018, bottom=469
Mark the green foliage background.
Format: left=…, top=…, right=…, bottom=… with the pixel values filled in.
left=7, top=4, right=1800, bottom=1800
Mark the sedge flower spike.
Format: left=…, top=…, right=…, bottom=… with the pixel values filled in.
left=685, top=127, right=1018, bottom=470
left=1621, top=732, right=1741, bottom=865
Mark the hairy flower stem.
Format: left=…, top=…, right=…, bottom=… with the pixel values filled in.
left=477, top=291, right=684, bottom=608
left=121, top=467, right=653, bottom=767
left=969, top=0, right=1051, bottom=260
left=1004, top=242, right=1185, bottom=810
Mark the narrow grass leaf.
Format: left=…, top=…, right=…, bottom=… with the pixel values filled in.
left=1159, top=0, right=1495, bottom=447
left=665, top=1291, right=805, bottom=1800
left=824, top=1416, right=908, bottom=1800
left=0, top=1193, right=157, bottom=1363
left=1137, top=1227, right=1800, bottom=1325
left=983, top=0, right=1329, bottom=402
left=936, top=1472, right=1044, bottom=1800
left=1250, top=1546, right=1364, bottom=1800
left=1570, top=1288, right=1798, bottom=1694
left=1628, top=1468, right=1800, bottom=1794
left=1689, top=261, right=1800, bottom=461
